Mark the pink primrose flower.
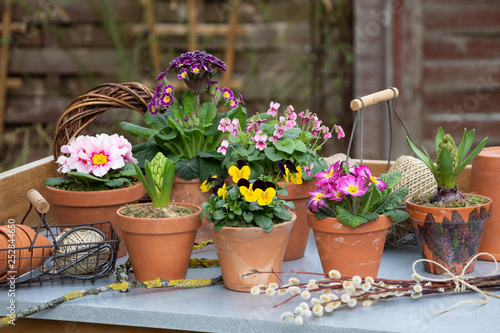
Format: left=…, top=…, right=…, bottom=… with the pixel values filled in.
left=307, top=190, right=326, bottom=211
left=337, top=175, right=368, bottom=197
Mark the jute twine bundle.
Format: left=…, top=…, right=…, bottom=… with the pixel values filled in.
left=388, top=155, right=437, bottom=200
left=55, top=228, right=110, bottom=275
left=324, top=153, right=352, bottom=166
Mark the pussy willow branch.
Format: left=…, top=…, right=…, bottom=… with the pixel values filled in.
left=0, top=275, right=223, bottom=328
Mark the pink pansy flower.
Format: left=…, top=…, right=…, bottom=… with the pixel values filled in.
left=267, top=101, right=280, bottom=117
left=321, top=126, right=332, bottom=140
left=273, top=123, right=287, bottom=139
left=335, top=125, right=345, bottom=139
left=218, top=118, right=231, bottom=132
left=269, top=136, right=278, bottom=144
left=230, top=118, right=240, bottom=136
left=337, top=175, right=368, bottom=197
left=287, top=111, right=297, bottom=121
left=307, top=190, right=326, bottom=211
left=253, top=133, right=268, bottom=151
left=217, top=140, right=229, bottom=156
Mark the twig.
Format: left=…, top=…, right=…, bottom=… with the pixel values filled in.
left=0, top=275, right=223, bottom=327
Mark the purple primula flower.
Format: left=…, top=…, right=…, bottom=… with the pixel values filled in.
left=178, top=68, right=189, bottom=79
left=162, top=84, right=174, bottom=95
left=156, top=71, right=167, bottom=81
left=228, top=98, right=239, bottom=109
left=238, top=93, right=245, bottom=105
left=158, top=93, right=173, bottom=107
left=337, top=175, right=369, bottom=197
left=314, top=162, right=342, bottom=186
left=221, top=88, right=233, bottom=100
left=148, top=101, right=159, bottom=115
left=191, top=64, right=202, bottom=75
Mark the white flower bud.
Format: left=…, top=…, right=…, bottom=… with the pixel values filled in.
left=413, top=284, right=423, bottom=293
left=289, top=277, right=300, bottom=285
left=281, top=312, right=294, bottom=322
left=362, top=300, right=373, bottom=307
left=294, top=306, right=304, bottom=316
left=301, top=290, right=311, bottom=300
left=265, top=287, right=276, bottom=296
left=250, top=285, right=261, bottom=295
left=347, top=299, right=357, bottom=307
left=352, top=276, right=362, bottom=286
left=328, top=270, right=341, bottom=279
left=312, top=303, right=324, bottom=317
left=341, top=293, right=351, bottom=303
left=294, top=315, right=303, bottom=325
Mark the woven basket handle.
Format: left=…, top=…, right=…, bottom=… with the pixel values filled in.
left=350, top=87, right=399, bottom=111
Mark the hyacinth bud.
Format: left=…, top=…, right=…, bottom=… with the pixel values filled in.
left=150, top=152, right=167, bottom=190
left=436, top=134, right=458, bottom=181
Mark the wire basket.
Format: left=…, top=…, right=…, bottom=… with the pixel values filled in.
left=0, top=221, right=119, bottom=286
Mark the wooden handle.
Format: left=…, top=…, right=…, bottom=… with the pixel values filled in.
left=350, top=87, right=399, bottom=111
left=27, top=189, right=50, bottom=214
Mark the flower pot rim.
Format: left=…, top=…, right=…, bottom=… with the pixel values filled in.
left=406, top=193, right=491, bottom=212
left=306, top=210, right=392, bottom=234
left=117, top=202, right=202, bottom=221
left=208, top=212, right=296, bottom=233
left=44, top=181, right=143, bottom=194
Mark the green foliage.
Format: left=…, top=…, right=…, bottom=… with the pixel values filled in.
left=134, top=152, right=175, bottom=208
left=407, top=128, right=488, bottom=189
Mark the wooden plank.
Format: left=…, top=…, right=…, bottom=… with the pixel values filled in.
left=5, top=96, right=68, bottom=124
left=423, top=59, right=500, bottom=92
left=424, top=6, right=500, bottom=32
left=424, top=36, right=500, bottom=61
left=422, top=91, right=500, bottom=114
left=0, top=156, right=58, bottom=227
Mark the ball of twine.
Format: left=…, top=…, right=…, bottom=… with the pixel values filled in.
left=324, top=153, right=352, bottom=166
left=388, top=155, right=437, bottom=200
left=55, top=228, right=110, bottom=275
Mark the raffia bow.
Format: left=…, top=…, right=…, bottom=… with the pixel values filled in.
left=412, top=252, right=500, bottom=315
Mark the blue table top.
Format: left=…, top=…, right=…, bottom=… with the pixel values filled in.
left=1, top=230, right=499, bottom=333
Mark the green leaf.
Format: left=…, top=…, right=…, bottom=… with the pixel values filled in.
left=283, top=128, right=301, bottom=139
left=67, top=171, right=107, bottom=183
left=182, top=90, right=195, bottom=117
left=104, top=178, right=129, bottom=187
left=379, top=172, right=401, bottom=192
left=144, top=111, right=169, bottom=131
left=456, top=128, right=472, bottom=163
left=359, top=212, right=380, bottom=222
left=359, top=184, right=382, bottom=214
left=115, top=162, right=136, bottom=177
left=274, top=138, right=295, bottom=154
left=294, top=140, right=307, bottom=153
left=383, top=209, right=410, bottom=222
left=172, top=98, right=183, bottom=121
left=373, top=187, right=409, bottom=214
left=273, top=205, right=292, bottom=221
left=120, top=122, right=158, bottom=139
left=44, top=177, right=75, bottom=186
left=406, top=137, right=438, bottom=179
left=434, top=127, right=445, bottom=154
left=336, top=206, right=369, bottom=227
left=250, top=164, right=264, bottom=179
left=454, top=137, right=488, bottom=180
left=175, top=157, right=200, bottom=181
left=213, top=210, right=225, bottom=221
left=243, top=212, right=253, bottom=223
left=254, top=214, right=274, bottom=232
left=264, top=147, right=283, bottom=162
left=131, top=142, right=161, bottom=169
left=283, top=201, right=295, bottom=209
left=198, top=102, right=217, bottom=129
left=225, top=105, right=248, bottom=130
left=247, top=149, right=265, bottom=162
left=199, top=157, right=224, bottom=183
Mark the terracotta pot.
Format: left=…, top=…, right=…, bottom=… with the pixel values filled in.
left=278, top=180, right=316, bottom=261
left=406, top=195, right=491, bottom=275
left=307, top=211, right=392, bottom=278
left=16, top=225, right=53, bottom=268
left=170, top=175, right=212, bottom=243
left=210, top=214, right=296, bottom=292
left=0, top=225, right=32, bottom=280
left=0, top=233, right=9, bottom=278
left=470, top=147, right=500, bottom=261
left=116, top=203, right=202, bottom=282
left=44, top=182, right=144, bottom=257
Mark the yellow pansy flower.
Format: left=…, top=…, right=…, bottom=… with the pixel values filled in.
left=228, top=165, right=251, bottom=183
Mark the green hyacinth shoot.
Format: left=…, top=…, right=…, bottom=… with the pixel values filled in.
left=134, top=152, right=175, bottom=208
left=407, top=127, right=488, bottom=204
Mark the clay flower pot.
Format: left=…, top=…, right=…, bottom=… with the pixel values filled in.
left=16, top=225, right=53, bottom=269
left=210, top=214, right=296, bottom=292
left=307, top=211, right=392, bottom=278
left=116, top=203, right=202, bottom=282
left=0, top=225, right=33, bottom=279
left=170, top=175, right=212, bottom=243
left=44, top=182, right=144, bottom=257
left=469, top=147, right=500, bottom=261
left=278, top=179, right=316, bottom=261
left=406, top=195, right=491, bottom=275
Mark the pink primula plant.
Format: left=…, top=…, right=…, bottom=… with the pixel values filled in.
left=307, top=161, right=409, bottom=228
left=46, top=134, right=138, bottom=190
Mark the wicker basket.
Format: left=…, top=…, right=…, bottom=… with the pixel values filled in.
left=52, top=82, right=154, bottom=160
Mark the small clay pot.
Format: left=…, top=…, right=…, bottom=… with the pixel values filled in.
left=16, top=225, right=53, bottom=269
left=0, top=233, right=9, bottom=278
left=307, top=211, right=392, bottom=278
left=0, top=225, right=32, bottom=279
left=278, top=180, right=316, bottom=261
